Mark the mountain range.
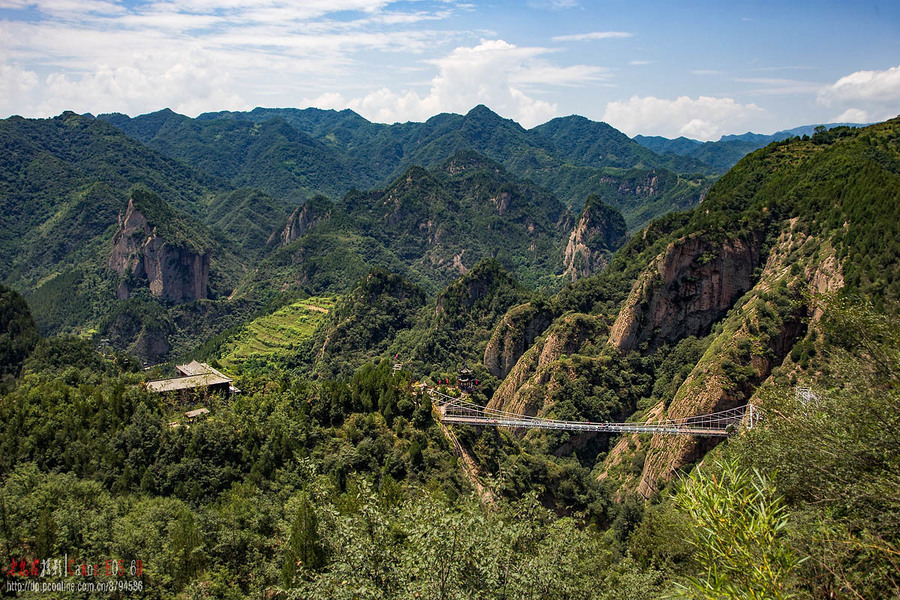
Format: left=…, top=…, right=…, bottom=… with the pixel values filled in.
left=2, top=102, right=898, bottom=598
left=634, top=121, right=866, bottom=171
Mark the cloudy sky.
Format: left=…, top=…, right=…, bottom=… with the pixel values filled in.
left=1, top=0, right=898, bottom=140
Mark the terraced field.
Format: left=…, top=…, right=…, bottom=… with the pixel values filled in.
left=219, top=296, right=337, bottom=369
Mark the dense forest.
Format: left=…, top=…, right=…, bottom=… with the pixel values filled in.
left=1, top=290, right=897, bottom=598
left=1, top=110, right=898, bottom=598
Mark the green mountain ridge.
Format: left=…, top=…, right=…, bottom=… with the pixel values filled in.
left=2, top=106, right=633, bottom=363
left=1, top=109, right=898, bottom=599
left=100, top=109, right=366, bottom=203
left=634, top=121, right=874, bottom=172
left=239, top=150, right=606, bottom=300
left=103, top=104, right=715, bottom=230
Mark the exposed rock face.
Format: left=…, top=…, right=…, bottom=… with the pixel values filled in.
left=608, top=234, right=761, bottom=352
left=103, top=301, right=173, bottom=364
left=130, top=327, right=172, bottom=363
left=562, top=197, right=627, bottom=281
left=626, top=223, right=843, bottom=498
left=270, top=199, right=331, bottom=246
left=109, top=198, right=210, bottom=304
left=483, top=302, right=555, bottom=379
left=599, top=173, right=661, bottom=198
left=434, top=259, right=518, bottom=317
left=492, top=191, right=512, bottom=216
left=488, top=313, right=606, bottom=416
left=632, top=304, right=805, bottom=498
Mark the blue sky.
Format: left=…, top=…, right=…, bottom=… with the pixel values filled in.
left=1, top=0, right=897, bottom=139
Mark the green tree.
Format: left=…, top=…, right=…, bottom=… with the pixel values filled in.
left=674, top=458, right=802, bottom=599
left=282, top=492, right=326, bottom=587
left=169, top=509, right=205, bottom=589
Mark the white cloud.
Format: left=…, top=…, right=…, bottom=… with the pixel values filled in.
left=833, top=108, right=870, bottom=123
left=38, top=49, right=247, bottom=117
left=0, top=62, right=39, bottom=116
left=0, top=0, right=458, bottom=117
left=552, top=31, right=631, bottom=42
left=735, top=77, right=821, bottom=95
left=313, top=39, right=608, bottom=127
left=511, top=64, right=609, bottom=87
left=629, top=60, right=653, bottom=66
left=527, top=0, right=579, bottom=9
left=818, top=65, right=900, bottom=122
left=602, top=95, right=765, bottom=140
left=1, top=0, right=126, bottom=17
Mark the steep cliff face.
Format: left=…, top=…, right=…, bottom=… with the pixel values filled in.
left=616, top=223, right=843, bottom=497
left=599, top=172, right=661, bottom=198
left=562, top=196, right=627, bottom=281
left=633, top=301, right=805, bottom=498
left=109, top=196, right=210, bottom=304
left=483, top=302, right=555, bottom=379
left=487, top=313, right=607, bottom=416
left=608, top=234, right=761, bottom=353
left=270, top=197, right=333, bottom=246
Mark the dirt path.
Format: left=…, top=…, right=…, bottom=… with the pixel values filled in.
left=437, top=418, right=496, bottom=506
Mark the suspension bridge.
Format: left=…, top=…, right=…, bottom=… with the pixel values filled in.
left=428, top=388, right=758, bottom=437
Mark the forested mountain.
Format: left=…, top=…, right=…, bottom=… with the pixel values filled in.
left=634, top=121, right=868, bottom=172
left=101, top=104, right=714, bottom=230
left=0, top=112, right=220, bottom=286
left=486, top=119, right=899, bottom=489
left=0, top=109, right=631, bottom=362
left=1, top=106, right=898, bottom=599
left=100, top=109, right=369, bottom=203
left=238, top=150, right=616, bottom=299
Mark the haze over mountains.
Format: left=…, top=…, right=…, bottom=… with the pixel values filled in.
left=634, top=122, right=866, bottom=171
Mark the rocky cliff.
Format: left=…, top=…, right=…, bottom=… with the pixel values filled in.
left=482, top=302, right=555, bottom=379
left=109, top=196, right=210, bottom=304
left=562, top=196, right=627, bottom=281
left=269, top=196, right=333, bottom=246
left=616, top=222, right=844, bottom=497
left=608, top=234, right=761, bottom=352
left=487, top=313, right=607, bottom=417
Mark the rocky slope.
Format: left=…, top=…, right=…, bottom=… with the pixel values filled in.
left=270, top=196, right=334, bottom=247
left=562, top=195, right=627, bottom=281
left=109, top=196, right=211, bottom=304
left=483, top=302, right=556, bottom=379
left=628, top=224, right=842, bottom=497
left=480, top=118, right=900, bottom=497
left=607, top=233, right=761, bottom=352
left=487, top=312, right=608, bottom=417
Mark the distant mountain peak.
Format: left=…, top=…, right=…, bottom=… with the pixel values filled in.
left=464, top=104, right=522, bottom=129
left=466, top=104, right=498, bottom=118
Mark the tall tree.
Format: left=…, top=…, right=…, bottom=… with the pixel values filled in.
left=282, top=492, right=326, bottom=587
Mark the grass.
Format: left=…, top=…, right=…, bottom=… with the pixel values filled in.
left=219, top=296, right=337, bottom=369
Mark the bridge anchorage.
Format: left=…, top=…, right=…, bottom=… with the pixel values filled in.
left=429, top=389, right=759, bottom=438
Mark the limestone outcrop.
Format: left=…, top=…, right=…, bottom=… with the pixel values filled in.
left=623, top=223, right=843, bottom=497
left=487, top=313, right=607, bottom=416
left=608, top=234, right=761, bottom=352
left=270, top=198, right=332, bottom=246
left=109, top=197, right=210, bottom=304
left=483, top=302, right=555, bottom=379
left=562, top=196, right=627, bottom=281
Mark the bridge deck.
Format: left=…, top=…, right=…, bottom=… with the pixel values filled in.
left=430, top=388, right=755, bottom=438
left=441, top=415, right=730, bottom=437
